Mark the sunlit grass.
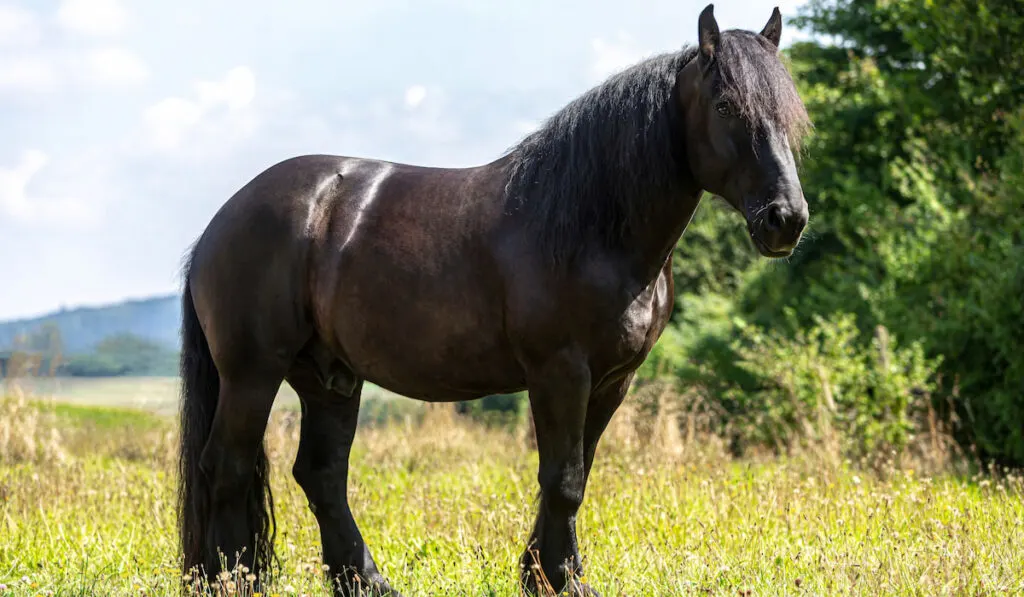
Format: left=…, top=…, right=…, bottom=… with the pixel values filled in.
left=1, top=397, right=1022, bottom=596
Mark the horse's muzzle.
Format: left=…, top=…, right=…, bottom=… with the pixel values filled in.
left=749, top=195, right=808, bottom=257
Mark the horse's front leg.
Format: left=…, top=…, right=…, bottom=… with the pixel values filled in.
left=519, top=349, right=595, bottom=596
left=582, top=374, right=633, bottom=483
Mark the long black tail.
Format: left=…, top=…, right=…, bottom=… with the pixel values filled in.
left=178, top=272, right=220, bottom=576
left=177, top=264, right=277, bottom=579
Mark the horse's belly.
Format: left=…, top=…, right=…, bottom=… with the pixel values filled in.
left=343, top=316, right=526, bottom=401
left=315, top=273, right=525, bottom=402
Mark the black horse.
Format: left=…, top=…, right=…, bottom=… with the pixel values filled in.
left=177, top=4, right=811, bottom=596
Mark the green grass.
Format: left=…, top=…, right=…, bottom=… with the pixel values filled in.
left=1, top=399, right=1023, bottom=596
left=49, top=402, right=166, bottom=431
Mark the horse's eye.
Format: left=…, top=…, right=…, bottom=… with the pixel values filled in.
left=714, top=101, right=731, bottom=118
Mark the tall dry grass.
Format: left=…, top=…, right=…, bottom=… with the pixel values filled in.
left=0, top=385, right=64, bottom=465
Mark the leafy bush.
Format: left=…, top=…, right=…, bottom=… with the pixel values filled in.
left=641, top=308, right=940, bottom=459
left=872, top=128, right=1024, bottom=464
left=727, top=313, right=940, bottom=457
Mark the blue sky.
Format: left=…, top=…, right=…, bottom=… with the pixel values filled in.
left=0, top=0, right=810, bottom=319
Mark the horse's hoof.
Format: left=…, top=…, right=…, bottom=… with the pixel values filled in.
left=331, top=573, right=402, bottom=597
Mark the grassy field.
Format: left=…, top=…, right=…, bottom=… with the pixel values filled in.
left=1, top=383, right=1023, bottom=596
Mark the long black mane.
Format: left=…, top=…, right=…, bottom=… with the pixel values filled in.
left=504, top=48, right=697, bottom=265
left=503, top=31, right=810, bottom=266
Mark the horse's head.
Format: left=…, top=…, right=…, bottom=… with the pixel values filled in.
left=678, top=4, right=811, bottom=258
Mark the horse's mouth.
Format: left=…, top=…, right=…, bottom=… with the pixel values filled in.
left=751, top=233, right=793, bottom=258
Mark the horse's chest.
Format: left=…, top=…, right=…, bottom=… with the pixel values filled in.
left=596, top=272, right=672, bottom=373
left=612, top=295, right=657, bottom=355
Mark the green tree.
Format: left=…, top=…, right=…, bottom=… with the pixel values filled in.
left=660, top=0, right=1024, bottom=464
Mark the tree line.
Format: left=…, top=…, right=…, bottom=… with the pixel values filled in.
left=1, top=323, right=178, bottom=378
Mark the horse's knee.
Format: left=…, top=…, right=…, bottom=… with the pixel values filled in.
left=538, top=460, right=585, bottom=514
left=540, top=477, right=583, bottom=517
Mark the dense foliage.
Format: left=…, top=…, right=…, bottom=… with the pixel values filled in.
left=647, top=0, right=1024, bottom=465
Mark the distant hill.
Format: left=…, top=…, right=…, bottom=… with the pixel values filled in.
left=0, top=295, right=181, bottom=354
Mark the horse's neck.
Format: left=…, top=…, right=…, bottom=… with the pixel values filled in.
left=622, top=186, right=704, bottom=284
left=618, top=87, right=704, bottom=283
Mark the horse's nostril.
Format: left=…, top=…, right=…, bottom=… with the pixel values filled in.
left=765, top=204, right=784, bottom=232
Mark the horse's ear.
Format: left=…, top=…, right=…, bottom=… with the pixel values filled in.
left=697, top=4, right=719, bottom=74
left=760, top=7, right=783, bottom=48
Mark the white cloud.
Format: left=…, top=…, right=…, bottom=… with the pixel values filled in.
left=0, top=4, right=40, bottom=46
left=0, top=150, right=95, bottom=226
left=144, top=98, right=204, bottom=150
left=0, top=55, right=58, bottom=92
left=57, top=0, right=127, bottom=36
left=0, top=48, right=149, bottom=93
left=78, top=47, right=148, bottom=84
left=397, top=85, right=458, bottom=143
left=142, top=66, right=258, bottom=152
left=589, top=32, right=650, bottom=83
left=195, top=67, right=255, bottom=110
left=330, top=85, right=477, bottom=165
left=404, top=84, right=427, bottom=109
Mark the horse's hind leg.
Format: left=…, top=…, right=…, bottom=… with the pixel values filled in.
left=287, top=359, right=399, bottom=597
left=199, top=366, right=285, bottom=577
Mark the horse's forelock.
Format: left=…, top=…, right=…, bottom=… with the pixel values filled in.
left=716, top=30, right=812, bottom=149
